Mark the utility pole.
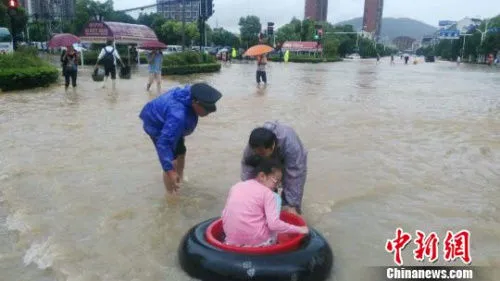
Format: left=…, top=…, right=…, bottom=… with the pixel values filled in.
left=198, top=0, right=207, bottom=52
left=198, top=0, right=213, bottom=50
left=7, top=0, right=19, bottom=50
left=461, top=34, right=473, bottom=61
left=181, top=0, right=186, bottom=50
left=198, top=1, right=203, bottom=52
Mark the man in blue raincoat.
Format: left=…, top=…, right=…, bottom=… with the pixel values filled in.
left=241, top=121, right=308, bottom=215
left=140, top=83, right=223, bottom=194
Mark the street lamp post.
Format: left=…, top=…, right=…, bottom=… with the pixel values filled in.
left=181, top=0, right=186, bottom=51
left=461, top=34, right=473, bottom=61
left=7, top=0, right=19, bottom=50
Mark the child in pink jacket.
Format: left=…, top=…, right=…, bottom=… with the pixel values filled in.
left=222, top=155, right=309, bottom=247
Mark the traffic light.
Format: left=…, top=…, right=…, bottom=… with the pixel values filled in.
left=314, top=24, right=323, bottom=41
left=200, top=0, right=206, bottom=18
left=267, top=22, right=274, bottom=36
left=207, top=0, right=214, bottom=18
left=8, top=0, right=19, bottom=9
left=201, top=0, right=214, bottom=19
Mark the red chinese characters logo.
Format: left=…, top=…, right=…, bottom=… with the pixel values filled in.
left=386, top=228, right=471, bottom=266
left=385, top=228, right=412, bottom=266
left=413, top=231, right=439, bottom=263
left=443, top=230, right=471, bottom=264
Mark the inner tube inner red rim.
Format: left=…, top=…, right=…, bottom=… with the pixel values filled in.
left=205, top=212, right=306, bottom=254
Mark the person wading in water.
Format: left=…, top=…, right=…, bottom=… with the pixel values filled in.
left=60, top=45, right=79, bottom=91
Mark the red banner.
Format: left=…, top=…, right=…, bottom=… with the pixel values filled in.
left=282, top=41, right=322, bottom=52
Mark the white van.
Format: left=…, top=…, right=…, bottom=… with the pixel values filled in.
left=163, top=45, right=183, bottom=55
left=0, top=27, right=14, bottom=54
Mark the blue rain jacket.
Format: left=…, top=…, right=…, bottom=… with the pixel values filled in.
left=139, top=85, right=198, bottom=171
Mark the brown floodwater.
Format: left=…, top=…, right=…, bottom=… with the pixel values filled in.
left=1, top=58, right=499, bottom=281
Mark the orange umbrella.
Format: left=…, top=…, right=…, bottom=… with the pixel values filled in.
left=243, top=44, right=274, bottom=57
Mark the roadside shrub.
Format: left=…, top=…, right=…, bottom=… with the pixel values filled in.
left=162, top=63, right=221, bottom=75
left=0, top=51, right=59, bottom=91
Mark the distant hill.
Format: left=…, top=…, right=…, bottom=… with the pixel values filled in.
left=334, top=17, right=438, bottom=42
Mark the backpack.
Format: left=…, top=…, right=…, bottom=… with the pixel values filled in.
left=101, top=47, right=115, bottom=67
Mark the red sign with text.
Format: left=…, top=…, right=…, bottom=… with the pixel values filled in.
left=83, top=22, right=111, bottom=37
left=385, top=228, right=471, bottom=266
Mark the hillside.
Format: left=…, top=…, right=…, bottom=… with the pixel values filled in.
left=334, top=17, right=438, bottom=42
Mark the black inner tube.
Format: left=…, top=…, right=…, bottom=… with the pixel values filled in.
left=178, top=218, right=334, bottom=281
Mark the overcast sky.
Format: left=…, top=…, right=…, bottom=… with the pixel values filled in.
left=112, top=0, right=498, bottom=33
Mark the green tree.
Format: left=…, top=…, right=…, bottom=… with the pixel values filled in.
left=358, top=37, right=377, bottom=58
left=0, top=2, right=8, bottom=27
left=27, top=22, right=48, bottom=42
left=478, top=14, right=500, bottom=56
left=275, top=18, right=302, bottom=42
left=108, top=11, right=136, bottom=24
left=322, top=37, right=339, bottom=57
left=71, top=0, right=114, bottom=35
left=159, top=20, right=181, bottom=44
left=275, top=18, right=366, bottom=58
left=0, top=0, right=28, bottom=41
left=239, top=15, right=261, bottom=48
left=157, top=20, right=199, bottom=46
left=323, top=24, right=357, bottom=57
left=137, top=13, right=164, bottom=27
left=186, top=22, right=200, bottom=45
left=211, top=27, right=240, bottom=47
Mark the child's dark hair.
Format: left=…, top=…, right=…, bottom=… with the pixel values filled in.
left=244, top=155, right=282, bottom=175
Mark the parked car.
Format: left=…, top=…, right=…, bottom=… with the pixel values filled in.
left=163, top=45, right=183, bottom=55
left=346, top=53, right=361, bottom=59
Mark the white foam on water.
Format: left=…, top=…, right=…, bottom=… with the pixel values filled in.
left=23, top=237, right=57, bottom=270
left=5, top=212, right=32, bottom=233
left=0, top=174, right=9, bottom=181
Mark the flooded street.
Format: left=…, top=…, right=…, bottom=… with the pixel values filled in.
left=1, top=58, right=500, bottom=281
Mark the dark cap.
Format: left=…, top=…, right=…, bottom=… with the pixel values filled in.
left=190, top=83, right=222, bottom=113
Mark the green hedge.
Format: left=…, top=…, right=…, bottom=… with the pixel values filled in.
left=163, top=51, right=216, bottom=66
left=161, top=52, right=220, bottom=75
left=82, top=50, right=216, bottom=67
left=0, top=51, right=59, bottom=92
left=162, top=63, right=221, bottom=75
left=82, top=50, right=220, bottom=75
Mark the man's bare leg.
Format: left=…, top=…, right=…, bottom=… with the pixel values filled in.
left=102, top=76, right=108, bottom=88
left=163, top=171, right=173, bottom=194
left=175, top=154, right=186, bottom=181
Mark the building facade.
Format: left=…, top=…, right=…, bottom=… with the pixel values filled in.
left=392, top=36, right=416, bottom=51
left=362, top=0, right=383, bottom=40
left=304, top=0, right=328, bottom=22
left=20, top=0, right=76, bottom=20
left=157, top=0, right=200, bottom=22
